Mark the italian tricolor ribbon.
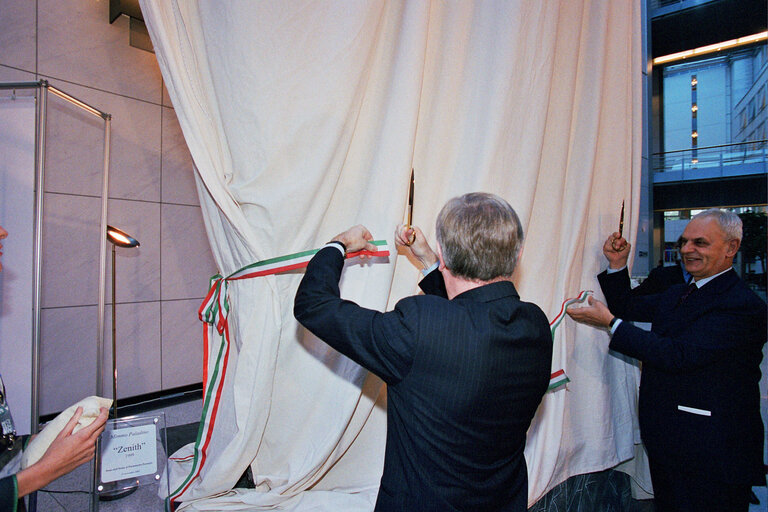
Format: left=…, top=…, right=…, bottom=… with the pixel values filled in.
left=199, top=240, right=389, bottom=335
left=547, top=290, right=592, bottom=392
left=169, top=241, right=389, bottom=508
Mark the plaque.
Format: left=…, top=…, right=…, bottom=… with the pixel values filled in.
left=92, top=412, right=169, bottom=511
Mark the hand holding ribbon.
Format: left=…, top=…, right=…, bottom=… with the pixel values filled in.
left=566, top=295, right=615, bottom=329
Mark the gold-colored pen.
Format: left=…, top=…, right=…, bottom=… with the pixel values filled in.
left=405, top=169, right=415, bottom=245
left=618, top=200, right=624, bottom=238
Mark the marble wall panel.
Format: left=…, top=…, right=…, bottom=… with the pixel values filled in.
left=7, top=0, right=218, bottom=411
left=0, top=65, right=35, bottom=84
left=40, top=305, right=99, bottom=415
left=102, top=301, right=162, bottom=399
left=41, top=193, right=102, bottom=308
left=42, top=80, right=162, bottom=202
left=107, top=198, right=161, bottom=303
left=162, top=107, right=199, bottom=206
left=161, top=299, right=204, bottom=390
left=0, top=0, right=36, bottom=72
left=161, top=204, right=217, bottom=301
left=44, top=88, right=107, bottom=198
left=37, top=0, right=162, bottom=103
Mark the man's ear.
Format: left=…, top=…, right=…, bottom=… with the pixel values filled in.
left=437, top=243, right=446, bottom=271
left=725, top=238, right=740, bottom=258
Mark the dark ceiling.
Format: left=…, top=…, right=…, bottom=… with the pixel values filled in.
left=652, top=0, right=767, bottom=58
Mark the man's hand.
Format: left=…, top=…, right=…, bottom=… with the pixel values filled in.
left=16, top=406, right=109, bottom=498
left=395, top=224, right=438, bottom=269
left=603, top=232, right=631, bottom=269
left=566, top=296, right=615, bottom=329
left=331, top=225, right=378, bottom=257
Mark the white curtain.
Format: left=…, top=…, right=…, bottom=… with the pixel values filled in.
left=141, top=1, right=643, bottom=510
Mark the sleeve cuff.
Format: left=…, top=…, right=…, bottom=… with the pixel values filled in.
left=609, top=317, right=623, bottom=335
left=421, top=261, right=439, bottom=276
left=324, top=241, right=346, bottom=256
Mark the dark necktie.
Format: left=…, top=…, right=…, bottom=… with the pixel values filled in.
left=676, top=282, right=698, bottom=306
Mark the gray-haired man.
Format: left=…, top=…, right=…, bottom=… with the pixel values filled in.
left=295, top=193, right=553, bottom=511
left=568, top=209, right=767, bottom=512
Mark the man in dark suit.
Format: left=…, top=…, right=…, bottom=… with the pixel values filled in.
left=567, top=209, right=767, bottom=512
left=294, top=193, right=553, bottom=511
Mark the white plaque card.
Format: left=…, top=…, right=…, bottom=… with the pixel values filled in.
left=101, top=423, right=157, bottom=482
left=93, top=412, right=169, bottom=511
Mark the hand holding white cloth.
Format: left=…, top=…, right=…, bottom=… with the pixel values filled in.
left=21, top=396, right=112, bottom=469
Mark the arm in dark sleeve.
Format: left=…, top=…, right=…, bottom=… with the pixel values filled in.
left=418, top=266, right=447, bottom=297
left=609, top=299, right=767, bottom=372
left=294, top=247, right=415, bottom=384
left=598, top=267, right=660, bottom=322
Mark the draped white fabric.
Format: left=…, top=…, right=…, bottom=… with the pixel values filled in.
left=141, top=1, right=643, bottom=509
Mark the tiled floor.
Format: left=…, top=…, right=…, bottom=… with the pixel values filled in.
left=27, top=398, right=202, bottom=512
left=22, top=396, right=768, bottom=511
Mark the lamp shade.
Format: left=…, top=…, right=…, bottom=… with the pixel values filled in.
left=106, top=225, right=139, bottom=248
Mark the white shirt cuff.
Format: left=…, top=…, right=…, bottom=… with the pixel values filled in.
left=421, top=261, right=439, bottom=276
left=324, top=242, right=345, bottom=256
left=610, top=318, right=623, bottom=335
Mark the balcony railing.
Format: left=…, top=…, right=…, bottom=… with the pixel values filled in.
left=651, top=141, right=767, bottom=182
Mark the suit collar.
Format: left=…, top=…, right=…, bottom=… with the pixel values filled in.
left=453, top=280, right=519, bottom=303
left=693, top=266, right=733, bottom=288
left=695, top=267, right=738, bottom=294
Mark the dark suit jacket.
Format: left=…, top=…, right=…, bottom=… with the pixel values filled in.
left=630, top=263, right=686, bottom=296
left=599, top=268, right=767, bottom=483
left=294, top=247, right=552, bottom=511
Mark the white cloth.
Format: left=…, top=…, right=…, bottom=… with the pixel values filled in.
left=20, top=396, right=111, bottom=469
left=140, top=1, right=644, bottom=509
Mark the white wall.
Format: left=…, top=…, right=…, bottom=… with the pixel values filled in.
left=0, top=0, right=217, bottom=415
left=0, top=97, right=36, bottom=433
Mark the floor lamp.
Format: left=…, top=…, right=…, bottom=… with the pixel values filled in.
left=106, top=225, right=140, bottom=419
left=101, top=225, right=139, bottom=502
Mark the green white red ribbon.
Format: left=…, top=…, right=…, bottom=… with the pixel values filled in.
left=199, top=241, right=389, bottom=335
left=171, top=243, right=588, bottom=507
left=547, top=290, right=592, bottom=392
left=169, top=242, right=389, bottom=509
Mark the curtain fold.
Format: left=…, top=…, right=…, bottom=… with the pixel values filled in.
left=141, top=1, right=643, bottom=509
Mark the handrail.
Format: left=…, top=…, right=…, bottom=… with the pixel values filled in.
left=0, top=80, right=109, bottom=119
left=652, top=140, right=768, bottom=156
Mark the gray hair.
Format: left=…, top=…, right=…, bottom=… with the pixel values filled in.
left=435, top=192, right=524, bottom=281
left=692, top=209, right=742, bottom=242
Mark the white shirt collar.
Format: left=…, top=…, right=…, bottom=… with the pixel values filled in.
left=692, top=267, right=732, bottom=288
